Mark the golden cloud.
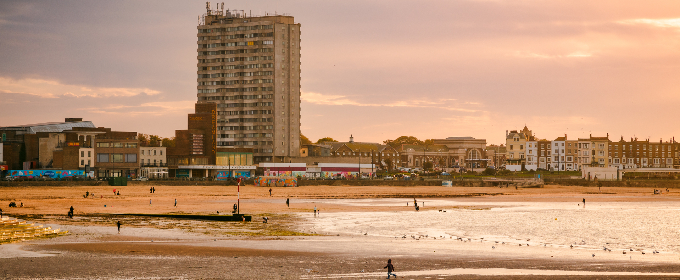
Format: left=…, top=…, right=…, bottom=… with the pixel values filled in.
left=0, top=77, right=161, bottom=98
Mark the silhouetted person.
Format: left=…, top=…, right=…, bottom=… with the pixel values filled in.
left=384, top=259, right=396, bottom=279
left=583, top=198, right=586, bottom=208
left=174, top=199, right=177, bottom=207
left=269, top=188, right=272, bottom=196
left=150, top=187, right=153, bottom=193
left=286, top=198, right=290, bottom=207
left=117, top=221, right=122, bottom=233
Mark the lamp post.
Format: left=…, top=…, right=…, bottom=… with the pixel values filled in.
left=358, top=149, right=361, bottom=179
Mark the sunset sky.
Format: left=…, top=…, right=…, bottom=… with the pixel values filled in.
left=1, top=0, right=679, bottom=145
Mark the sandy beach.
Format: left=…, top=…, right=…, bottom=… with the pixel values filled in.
left=2, top=183, right=680, bottom=279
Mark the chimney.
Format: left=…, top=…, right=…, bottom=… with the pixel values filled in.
left=506, top=130, right=509, bottom=138
left=349, top=134, right=354, bottom=143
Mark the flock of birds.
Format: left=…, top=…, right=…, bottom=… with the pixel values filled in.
left=373, top=232, right=664, bottom=258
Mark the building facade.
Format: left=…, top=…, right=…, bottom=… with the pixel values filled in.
left=196, top=4, right=301, bottom=164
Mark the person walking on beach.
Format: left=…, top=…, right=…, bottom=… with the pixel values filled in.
left=582, top=198, right=586, bottom=208
left=150, top=187, right=153, bottom=194
left=286, top=198, right=290, bottom=207
left=384, top=259, right=396, bottom=279
left=116, top=221, right=122, bottom=233
left=269, top=188, right=272, bottom=196
left=0, top=207, right=3, bottom=218
left=69, top=206, right=74, bottom=218
left=314, top=206, right=317, bottom=214
left=174, top=199, right=177, bottom=207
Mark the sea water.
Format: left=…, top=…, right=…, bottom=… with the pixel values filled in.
left=305, top=199, right=680, bottom=255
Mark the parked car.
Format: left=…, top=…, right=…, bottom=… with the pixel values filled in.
left=135, top=176, right=148, bottom=181
left=384, top=176, right=394, bottom=180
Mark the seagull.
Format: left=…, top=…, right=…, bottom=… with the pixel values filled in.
left=492, top=246, right=496, bottom=249
left=570, top=245, right=574, bottom=249
left=642, top=251, right=646, bottom=255
left=630, top=248, right=633, bottom=251
left=592, top=254, right=595, bottom=257
left=623, top=251, right=626, bottom=254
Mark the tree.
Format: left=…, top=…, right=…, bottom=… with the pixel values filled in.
left=423, top=161, right=434, bottom=170
left=423, top=139, right=435, bottom=146
left=300, top=133, right=312, bottom=146
left=316, top=137, right=338, bottom=144
left=138, top=134, right=149, bottom=146
left=149, top=135, right=162, bottom=147
left=383, top=136, right=423, bottom=148
left=162, top=137, right=175, bottom=148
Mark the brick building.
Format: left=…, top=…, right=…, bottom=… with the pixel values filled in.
left=168, top=103, right=255, bottom=178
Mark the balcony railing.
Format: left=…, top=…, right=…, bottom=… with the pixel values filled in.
left=140, top=163, right=168, bottom=167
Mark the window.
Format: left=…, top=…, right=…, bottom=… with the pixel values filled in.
left=81, top=151, right=84, bottom=157
left=125, top=154, right=137, bottom=163
left=97, top=142, right=110, bottom=148
left=97, top=153, right=109, bottom=162
left=141, top=150, right=144, bottom=155
left=160, top=150, right=163, bottom=155
left=154, top=150, right=157, bottom=156
left=81, top=160, right=84, bottom=165
left=112, top=154, right=124, bottom=163
left=88, top=151, right=91, bottom=157
left=520, top=145, right=523, bottom=150
left=510, top=145, right=514, bottom=150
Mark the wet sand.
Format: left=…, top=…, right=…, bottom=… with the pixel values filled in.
left=2, top=184, right=680, bottom=279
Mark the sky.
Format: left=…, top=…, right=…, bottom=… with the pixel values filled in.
left=1, top=0, right=679, bottom=145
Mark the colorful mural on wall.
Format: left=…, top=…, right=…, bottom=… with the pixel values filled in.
left=8, top=170, right=89, bottom=179
left=254, top=176, right=297, bottom=187
left=216, top=171, right=252, bottom=180
left=264, top=170, right=305, bottom=177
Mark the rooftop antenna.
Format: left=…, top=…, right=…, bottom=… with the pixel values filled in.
left=206, top=2, right=210, bottom=14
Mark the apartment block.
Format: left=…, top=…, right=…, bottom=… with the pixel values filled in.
left=196, top=4, right=301, bottom=164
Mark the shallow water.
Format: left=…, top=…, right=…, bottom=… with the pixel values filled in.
left=305, top=199, right=680, bottom=255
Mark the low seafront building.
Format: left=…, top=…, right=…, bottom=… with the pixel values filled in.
left=0, top=118, right=143, bottom=179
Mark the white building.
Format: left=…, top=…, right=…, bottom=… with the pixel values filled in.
left=139, top=147, right=168, bottom=178
left=524, top=141, right=538, bottom=171
left=551, top=136, right=569, bottom=171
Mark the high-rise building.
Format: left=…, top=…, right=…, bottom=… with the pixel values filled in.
left=196, top=3, right=301, bottom=163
